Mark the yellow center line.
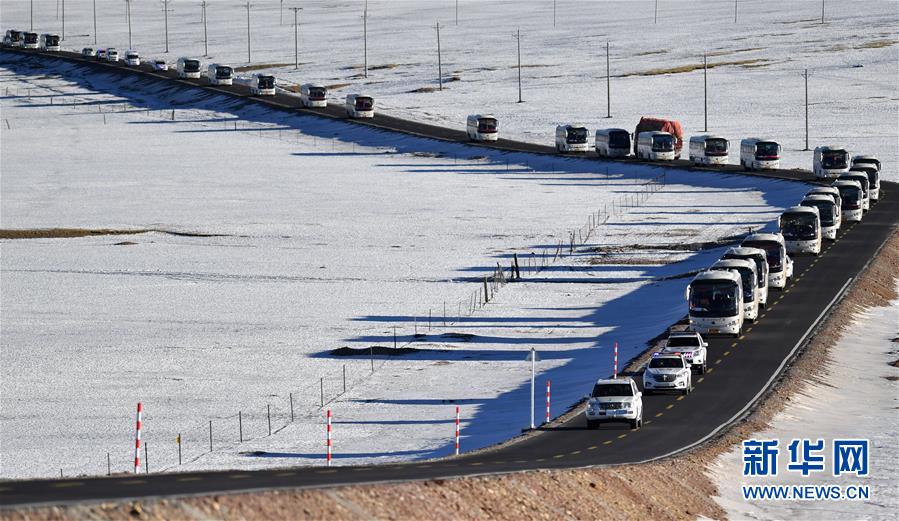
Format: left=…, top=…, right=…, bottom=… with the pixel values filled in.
left=229, top=474, right=252, bottom=479
left=760, top=313, right=767, bottom=319
left=603, top=440, right=613, bottom=445
left=570, top=450, right=582, bottom=455
left=715, top=359, right=723, bottom=365
left=469, top=462, right=484, bottom=466
left=617, top=434, right=628, bottom=439
left=50, top=482, right=84, bottom=488
left=724, top=351, right=731, bottom=356
left=738, top=335, right=745, bottom=340
left=731, top=342, right=738, bottom=348
left=785, top=288, right=791, bottom=293
left=515, top=460, right=528, bottom=463
left=697, top=377, right=705, bottom=383
left=745, top=327, right=753, bottom=333
left=315, top=470, right=338, bottom=474
left=536, top=458, right=546, bottom=462
left=587, top=445, right=598, bottom=451
left=177, top=476, right=204, bottom=482
left=119, top=480, right=147, bottom=485
left=665, top=404, right=674, bottom=410
left=707, top=367, right=715, bottom=373
left=553, top=454, right=565, bottom=459
left=416, top=464, right=432, bottom=469
left=676, top=395, right=685, bottom=401
left=655, top=412, right=664, bottom=417
left=352, top=468, right=371, bottom=472
left=643, top=420, right=653, bottom=425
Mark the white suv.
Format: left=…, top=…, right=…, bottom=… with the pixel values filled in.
left=643, top=353, right=693, bottom=395
left=584, top=377, right=643, bottom=429
left=662, top=331, right=708, bottom=374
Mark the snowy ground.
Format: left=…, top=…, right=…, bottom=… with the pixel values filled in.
left=1, top=0, right=896, bottom=180
left=0, top=55, right=811, bottom=479
left=709, top=287, right=899, bottom=520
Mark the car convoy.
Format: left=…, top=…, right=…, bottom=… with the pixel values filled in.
left=4, top=30, right=887, bottom=433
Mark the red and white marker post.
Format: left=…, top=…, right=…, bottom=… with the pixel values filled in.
left=613, top=341, right=619, bottom=379
left=545, top=380, right=551, bottom=424
left=326, top=409, right=332, bottom=467
left=133, top=402, right=142, bottom=474
left=455, top=406, right=460, bottom=455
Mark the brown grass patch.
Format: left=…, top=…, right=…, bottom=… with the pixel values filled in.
left=634, top=49, right=669, bottom=57
left=856, top=39, right=895, bottom=49
left=234, top=63, right=298, bottom=72
left=706, top=47, right=765, bottom=57
left=0, top=228, right=148, bottom=239
left=623, top=58, right=769, bottom=77
left=324, top=82, right=351, bottom=90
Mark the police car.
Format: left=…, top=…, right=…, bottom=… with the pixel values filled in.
left=661, top=331, right=708, bottom=374
left=584, top=377, right=643, bottom=429
left=643, top=352, right=692, bottom=395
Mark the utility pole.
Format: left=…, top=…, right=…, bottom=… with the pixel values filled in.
left=654, top=0, right=658, bottom=24
left=30, top=0, right=33, bottom=31
left=126, top=0, right=131, bottom=48
left=803, top=69, right=809, bottom=150
left=93, top=0, right=97, bottom=44
left=605, top=41, right=611, bottom=118
left=202, top=1, right=208, bottom=56
left=734, top=0, right=738, bottom=23
left=164, top=0, right=169, bottom=53
left=436, top=21, right=443, bottom=91
left=290, top=7, right=302, bottom=69
left=821, top=0, right=825, bottom=24
left=363, top=7, right=368, bottom=78
left=61, top=0, right=65, bottom=40
left=553, top=0, right=556, bottom=27
left=703, top=53, right=708, bottom=132
left=280, top=0, right=284, bottom=25
left=246, top=2, right=252, bottom=63
left=515, top=28, right=522, bottom=103
left=455, top=0, right=458, bottom=25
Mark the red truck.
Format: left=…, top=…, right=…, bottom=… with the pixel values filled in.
left=634, top=117, right=684, bottom=159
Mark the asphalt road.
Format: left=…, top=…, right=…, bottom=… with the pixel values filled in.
left=1, top=48, right=897, bottom=508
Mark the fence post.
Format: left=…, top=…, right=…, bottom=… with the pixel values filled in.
left=326, top=409, right=332, bottom=467
left=177, top=434, right=182, bottom=465
left=107, top=452, right=111, bottom=475
left=144, top=443, right=148, bottom=474
left=483, top=277, right=489, bottom=303
left=320, top=377, right=324, bottom=406
left=455, top=406, right=460, bottom=455
left=209, top=420, right=213, bottom=452
left=239, top=411, right=243, bottom=442
left=290, top=393, right=295, bottom=422
left=343, top=365, right=346, bottom=394
left=267, top=404, right=272, bottom=436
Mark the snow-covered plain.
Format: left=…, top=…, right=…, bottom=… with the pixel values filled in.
left=0, top=53, right=812, bottom=478
left=1, top=0, right=896, bottom=179
left=710, top=288, right=899, bottom=520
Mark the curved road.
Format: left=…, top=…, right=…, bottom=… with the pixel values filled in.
left=1, top=48, right=897, bottom=508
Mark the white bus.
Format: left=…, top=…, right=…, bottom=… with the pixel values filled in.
left=466, top=114, right=499, bottom=141
left=686, top=270, right=744, bottom=337
left=22, top=32, right=38, bottom=49
left=207, top=64, right=233, bottom=86
left=345, top=94, right=374, bottom=118
left=709, top=259, right=758, bottom=322
left=721, top=247, right=769, bottom=309
left=848, top=165, right=879, bottom=202
left=594, top=128, right=631, bottom=158
left=39, top=33, right=60, bottom=51
left=813, top=146, right=850, bottom=179
left=246, top=74, right=276, bottom=95
left=3, top=30, right=24, bottom=47
left=300, top=84, right=328, bottom=107
left=124, top=50, right=140, bottom=67
left=688, top=135, right=729, bottom=166
left=636, top=131, right=676, bottom=161
left=779, top=206, right=821, bottom=255
left=852, top=155, right=881, bottom=174
left=838, top=172, right=870, bottom=211
left=742, top=232, right=793, bottom=290
left=800, top=195, right=839, bottom=240
left=831, top=180, right=863, bottom=223
left=176, top=57, right=202, bottom=79
left=806, top=186, right=842, bottom=221
left=105, top=48, right=119, bottom=62
left=555, top=124, right=590, bottom=153
left=740, top=138, right=781, bottom=170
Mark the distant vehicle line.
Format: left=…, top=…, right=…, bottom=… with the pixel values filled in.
left=0, top=47, right=896, bottom=508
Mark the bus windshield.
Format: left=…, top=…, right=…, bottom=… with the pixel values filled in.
left=24, top=33, right=38, bottom=43
left=308, top=87, right=326, bottom=99
left=689, top=280, right=740, bottom=317
left=566, top=127, right=588, bottom=143
left=822, top=150, right=848, bottom=169
left=355, top=97, right=373, bottom=110
left=609, top=130, right=630, bottom=148
left=705, top=138, right=728, bottom=155
left=837, top=186, right=861, bottom=209
left=755, top=142, right=780, bottom=159
left=652, top=134, right=674, bottom=151
left=258, top=76, right=275, bottom=89
left=184, top=60, right=200, bottom=72
left=802, top=201, right=834, bottom=227
left=727, top=267, right=755, bottom=301
left=591, top=383, right=633, bottom=397
left=781, top=213, right=818, bottom=241
left=743, top=241, right=783, bottom=271
left=478, top=118, right=498, bottom=132
left=216, top=67, right=233, bottom=78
